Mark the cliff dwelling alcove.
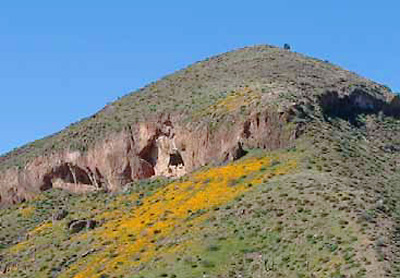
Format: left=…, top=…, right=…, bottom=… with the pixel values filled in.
left=138, top=135, right=187, bottom=178
left=167, top=150, right=185, bottom=176
left=137, top=139, right=159, bottom=178
left=139, top=140, right=159, bottom=168
left=41, top=163, right=95, bottom=191
left=169, top=151, right=184, bottom=167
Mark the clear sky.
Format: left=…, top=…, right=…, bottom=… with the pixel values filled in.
left=0, top=1, right=398, bottom=155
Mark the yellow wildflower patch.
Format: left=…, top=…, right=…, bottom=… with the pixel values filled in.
left=60, top=154, right=297, bottom=278
left=19, top=206, right=35, bottom=218
left=192, top=87, right=262, bottom=120
left=214, top=87, right=261, bottom=112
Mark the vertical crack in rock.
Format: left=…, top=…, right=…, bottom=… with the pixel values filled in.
left=243, top=120, right=252, bottom=138
left=119, top=160, right=133, bottom=186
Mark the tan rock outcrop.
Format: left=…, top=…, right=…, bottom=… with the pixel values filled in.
left=0, top=110, right=298, bottom=206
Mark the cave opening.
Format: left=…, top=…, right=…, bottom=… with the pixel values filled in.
left=139, top=140, right=159, bottom=167
left=40, top=163, right=95, bottom=191
left=169, top=151, right=185, bottom=167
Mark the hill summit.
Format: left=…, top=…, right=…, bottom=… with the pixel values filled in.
left=0, top=45, right=399, bottom=277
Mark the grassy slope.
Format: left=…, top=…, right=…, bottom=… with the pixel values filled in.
left=1, top=114, right=399, bottom=278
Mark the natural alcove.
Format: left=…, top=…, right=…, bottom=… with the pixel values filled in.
left=168, top=151, right=185, bottom=167
left=138, top=140, right=159, bottom=167
left=319, top=89, right=385, bottom=125
left=41, top=163, right=94, bottom=191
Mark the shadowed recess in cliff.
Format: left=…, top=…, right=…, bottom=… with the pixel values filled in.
left=139, top=139, right=158, bottom=168
left=169, top=151, right=184, bottom=167
left=386, top=95, right=400, bottom=118
left=319, top=89, right=387, bottom=125
left=137, top=139, right=159, bottom=179
left=41, top=163, right=99, bottom=191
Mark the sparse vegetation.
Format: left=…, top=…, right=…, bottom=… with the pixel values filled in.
left=0, top=45, right=399, bottom=277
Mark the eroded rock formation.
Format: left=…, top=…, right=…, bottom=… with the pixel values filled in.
left=1, top=45, right=398, bottom=207
left=0, top=110, right=298, bottom=206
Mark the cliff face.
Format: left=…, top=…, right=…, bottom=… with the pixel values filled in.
left=0, top=109, right=298, bottom=206
left=0, top=45, right=398, bottom=207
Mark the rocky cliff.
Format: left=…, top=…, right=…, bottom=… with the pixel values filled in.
left=0, top=109, right=299, bottom=205
left=0, top=45, right=398, bottom=206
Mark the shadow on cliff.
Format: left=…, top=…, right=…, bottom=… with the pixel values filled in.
left=319, top=89, right=400, bottom=126
left=41, top=163, right=103, bottom=191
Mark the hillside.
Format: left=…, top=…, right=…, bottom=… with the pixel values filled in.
left=0, top=45, right=399, bottom=277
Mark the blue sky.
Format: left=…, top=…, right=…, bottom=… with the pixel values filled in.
left=0, top=1, right=398, bottom=155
